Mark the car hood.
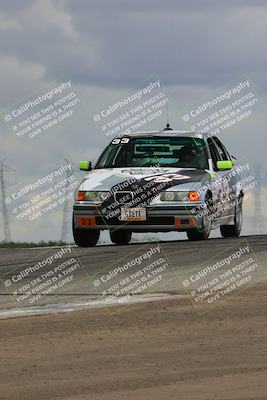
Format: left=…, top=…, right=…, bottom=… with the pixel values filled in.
left=79, top=167, right=212, bottom=192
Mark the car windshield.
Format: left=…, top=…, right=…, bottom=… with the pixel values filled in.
left=95, top=136, right=209, bottom=169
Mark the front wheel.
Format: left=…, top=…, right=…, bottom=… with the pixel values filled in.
left=72, top=216, right=100, bottom=247
left=187, top=197, right=212, bottom=241
left=110, top=230, right=132, bottom=245
left=220, top=200, right=242, bottom=238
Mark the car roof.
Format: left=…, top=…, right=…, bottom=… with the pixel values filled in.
left=118, top=129, right=211, bottom=140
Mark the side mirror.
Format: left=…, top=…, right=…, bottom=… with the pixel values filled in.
left=216, top=160, right=233, bottom=171
left=79, top=160, right=92, bottom=171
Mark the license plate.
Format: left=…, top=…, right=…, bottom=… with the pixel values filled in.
left=121, top=208, right=146, bottom=221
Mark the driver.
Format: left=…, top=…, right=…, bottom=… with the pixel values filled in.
left=178, top=145, right=196, bottom=166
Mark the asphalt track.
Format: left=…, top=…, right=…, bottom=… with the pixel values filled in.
left=0, top=236, right=267, bottom=400
left=0, top=234, right=266, bottom=316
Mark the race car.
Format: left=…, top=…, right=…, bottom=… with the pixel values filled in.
left=72, top=127, right=243, bottom=246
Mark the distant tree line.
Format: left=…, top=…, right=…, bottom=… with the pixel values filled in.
left=0, top=241, right=71, bottom=248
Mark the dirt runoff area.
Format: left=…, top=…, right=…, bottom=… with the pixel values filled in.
left=0, top=285, right=267, bottom=400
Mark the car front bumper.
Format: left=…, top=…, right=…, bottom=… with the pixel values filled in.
left=73, top=203, right=203, bottom=232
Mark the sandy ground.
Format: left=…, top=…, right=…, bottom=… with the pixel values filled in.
left=0, top=282, right=266, bottom=400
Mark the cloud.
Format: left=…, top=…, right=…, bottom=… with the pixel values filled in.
left=21, top=0, right=77, bottom=38
left=0, top=12, right=20, bottom=30
left=1, top=0, right=267, bottom=90
left=0, top=54, right=45, bottom=105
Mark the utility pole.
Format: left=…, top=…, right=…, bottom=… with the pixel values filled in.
left=60, top=159, right=73, bottom=243
left=254, top=167, right=264, bottom=234
left=0, top=160, right=15, bottom=242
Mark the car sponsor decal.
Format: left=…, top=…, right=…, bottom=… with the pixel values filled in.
left=99, top=170, right=210, bottom=221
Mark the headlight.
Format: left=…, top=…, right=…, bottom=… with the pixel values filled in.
left=163, top=192, right=176, bottom=201
left=75, top=191, right=110, bottom=203
left=160, top=191, right=200, bottom=202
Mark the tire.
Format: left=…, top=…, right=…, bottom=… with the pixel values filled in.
left=72, top=216, right=100, bottom=247
left=187, top=196, right=212, bottom=241
left=220, top=199, right=242, bottom=238
left=110, top=230, right=132, bottom=245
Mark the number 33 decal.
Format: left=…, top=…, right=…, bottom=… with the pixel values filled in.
left=112, top=137, right=130, bottom=144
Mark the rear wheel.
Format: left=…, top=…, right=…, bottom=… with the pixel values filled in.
left=220, top=199, right=242, bottom=238
left=110, top=230, right=132, bottom=245
left=187, top=196, right=212, bottom=241
left=72, top=216, right=100, bottom=247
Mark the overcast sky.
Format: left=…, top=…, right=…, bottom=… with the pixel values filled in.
left=0, top=0, right=266, bottom=242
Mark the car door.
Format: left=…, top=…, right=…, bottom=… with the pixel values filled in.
left=207, top=138, right=226, bottom=224
left=213, top=138, right=237, bottom=218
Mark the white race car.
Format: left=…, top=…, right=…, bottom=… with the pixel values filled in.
left=73, top=128, right=243, bottom=246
